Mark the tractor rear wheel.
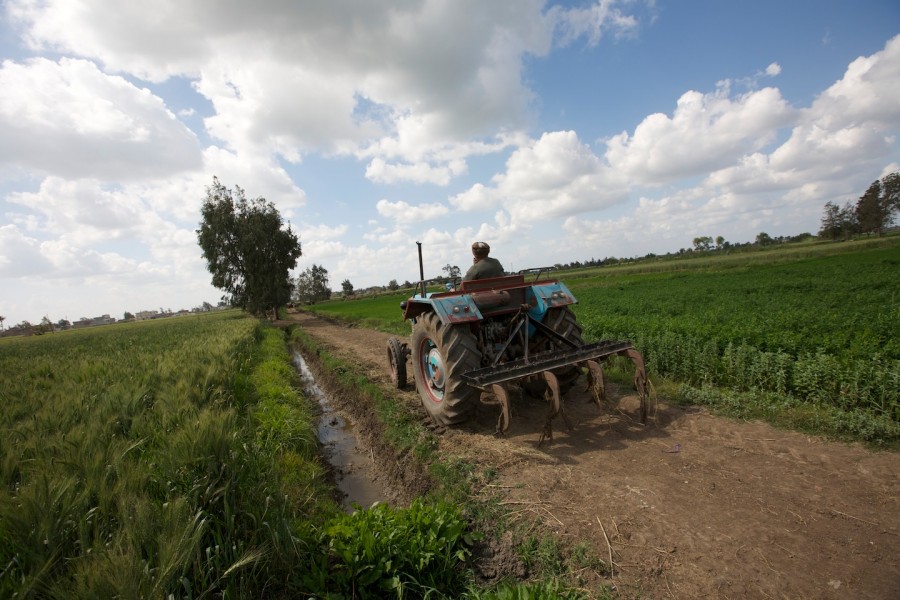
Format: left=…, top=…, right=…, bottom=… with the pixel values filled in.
left=532, top=306, right=585, bottom=394
left=411, top=312, right=481, bottom=425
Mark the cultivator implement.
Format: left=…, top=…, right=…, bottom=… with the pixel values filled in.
left=462, top=330, right=650, bottom=445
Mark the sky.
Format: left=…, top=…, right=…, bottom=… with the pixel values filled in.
left=1, top=0, right=898, bottom=326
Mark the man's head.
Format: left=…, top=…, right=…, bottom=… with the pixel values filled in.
left=471, top=241, right=490, bottom=262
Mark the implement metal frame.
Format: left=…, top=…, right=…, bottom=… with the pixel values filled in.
left=461, top=305, right=649, bottom=445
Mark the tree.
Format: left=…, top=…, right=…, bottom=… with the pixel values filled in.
left=855, top=172, right=900, bottom=235
left=35, top=316, right=54, bottom=335
left=123, top=311, right=135, bottom=321
left=197, top=177, right=302, bottom=317
left=883, top=171, right=900, bottom=213
left=388, top=279, right=399, bottom=291
left=341, top=279, right=355, bottom=296
left=819, top=201, right=857, bottom=240
left=0, top=315, right=4, bottom=331
left=294, top=264, right=331, bottom=304
left=715, top=236, right=725, bottom=249
left=442, top=264, right=461, bottom=280
left=692, top=236, right=713, bottom=251
left=856, top=181, right=888, bottom=235
left=755, top=232, right=773, bottom=246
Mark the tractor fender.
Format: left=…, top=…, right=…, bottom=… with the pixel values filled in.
left=525, top=281, right=577, bottom=334
left=526, top=281, right=576, bottom=313
left=402, top=295, right=484, bottom=325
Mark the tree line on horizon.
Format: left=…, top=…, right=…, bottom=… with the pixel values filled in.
left=4, top=172, right=898, bottom=332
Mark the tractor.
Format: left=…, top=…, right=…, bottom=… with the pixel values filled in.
left=387, top=244, right=650, bottom=443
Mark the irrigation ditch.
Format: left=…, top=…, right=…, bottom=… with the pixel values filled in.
left=292, top=350, right=388, bottom=511
left=286, top=324, right=437, bottom=510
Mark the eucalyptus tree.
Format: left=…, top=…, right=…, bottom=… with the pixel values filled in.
left=856, top=172, right=900, bottom=235
left=197, top=177, right=302, bottom=318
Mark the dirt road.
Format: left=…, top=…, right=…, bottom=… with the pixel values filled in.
left=287, top=311, right=899, bottom=599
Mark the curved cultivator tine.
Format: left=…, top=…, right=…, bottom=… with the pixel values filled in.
left=491, top=383, right=511, bottom=436
left=538, top=370, right=573, bottom=447
left=585, top=359, right=605, bottom=408
left=623, top=348, right=650, bottom=424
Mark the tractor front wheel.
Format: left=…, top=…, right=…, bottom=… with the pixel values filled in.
left=387, top=337, right=408, bottom=389
left=411, top=312, right=482, bottom=425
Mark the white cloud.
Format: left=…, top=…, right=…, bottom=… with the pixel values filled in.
left=376, top=199, right=450, bottom=224
left=561, top=188, right=769, bottom=259
left=807, top=35, right=900, bottom=130
left=452, top=130, right=629, bottom=221
left=0, top=57, right=202, bottom=181
left=365, top=157, right=466, bottom=185
left=593, top=36, right=900, bottom=252
left=450, top=183, right=500, bottom=212
left=199, top=146, right=308, bottom=219
left=705, top=35, right=900, bottom=198
left=554, top=0, right=640, bottom=46
left=6, top=0, right=642, bottom=182
left=300, top=223, right=348, bottom=242
left=8, top=178, right=144, bottom=243
left=605, top=84, right=796, bottom=185
left=0, top=225, right=53, bottom=276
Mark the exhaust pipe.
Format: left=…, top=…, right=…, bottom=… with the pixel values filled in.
left=416, top=241, right=426, bottom=298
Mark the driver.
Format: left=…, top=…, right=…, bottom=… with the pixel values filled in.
left=462, top=242, right=505, bottom=281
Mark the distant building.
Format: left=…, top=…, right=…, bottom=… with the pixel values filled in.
left=73, top=314, right=116, bottom=329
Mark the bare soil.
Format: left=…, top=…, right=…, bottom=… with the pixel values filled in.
left=283, top=311, right=900, bottom=599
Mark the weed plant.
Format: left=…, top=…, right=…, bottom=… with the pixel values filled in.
left=305, top=499, right=474, bottom=597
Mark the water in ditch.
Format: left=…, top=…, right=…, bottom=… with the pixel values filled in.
left=292, top=351, right=388, bottom=512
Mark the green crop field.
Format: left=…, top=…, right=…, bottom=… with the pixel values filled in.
left=0, top=311, right=321, bottom=597
left=0, top=310, right=492, bottom=598
left=306, top=236, right=900, bottom=444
